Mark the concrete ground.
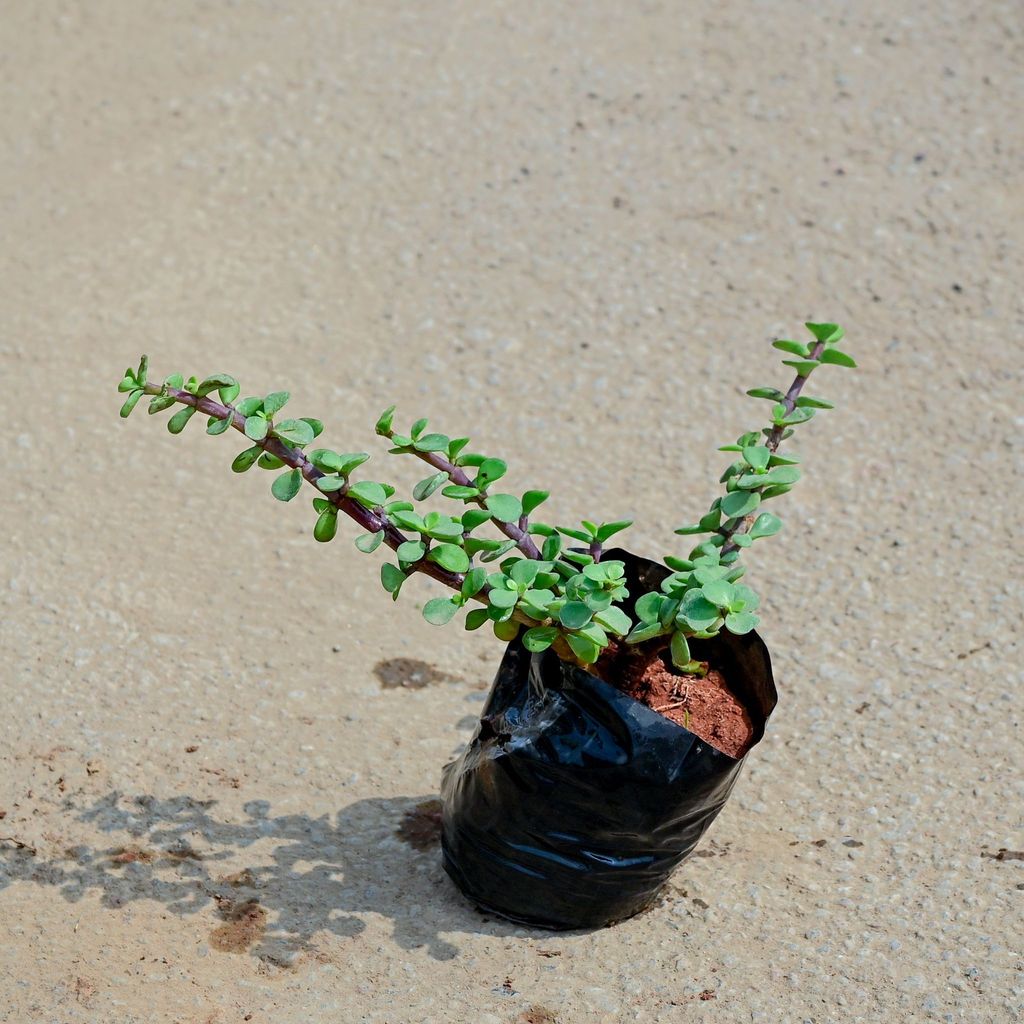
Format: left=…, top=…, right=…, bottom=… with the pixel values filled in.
left=1, top=2, right=1021, bottom=1021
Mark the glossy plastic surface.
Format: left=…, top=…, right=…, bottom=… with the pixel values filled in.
left=440, top=549, right=778, bottom=930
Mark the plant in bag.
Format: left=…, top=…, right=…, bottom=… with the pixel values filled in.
left=116, top=321, right=854, bottom=928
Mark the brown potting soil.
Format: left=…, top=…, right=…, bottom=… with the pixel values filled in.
left=595, top=644, right=755, bottom=758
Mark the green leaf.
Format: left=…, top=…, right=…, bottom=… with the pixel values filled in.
left=670, top=631, right=691, bottom=670
left=196, top=373, right=236, bottom=397
left=271, top=469, right=302, bottom=502
left=749, top=512, right=782, bottom=539
left=475, top=458, right=508, bottom=488
left=764, top=466, right=801, bottom=485
left=746, top=386, right=784, bottom=401
left=721, top=490, right=761, bottom=518
left=566, top=633, right=600, bottom=665
left=119, top=389, right=144, bottom=417
left=355, top=530, right=384, bottom=553
left=781, top=407, right=815, bottom=426
left=244, top=415, right=268, bottom=441
left=674, top=522, right=706, bottom=536
left=347, top=481, right=387, bottom=508
left=258, top=452, right=285, bottom=470
left=734, top=472, right=766, bottom=490
left=448, top=437, right=470, bottom=460
left=509, top=559, right=540, bottom=587
left=725, top=611, right=759, bottom=635
left=557, top=526, right=592, bottom=543
left=584, top=590, right=613, bottom=613
left=315, top=476, right=347, bottom=492
left=559, top=602, right=592, bottom=630
left=231, top=446, right=262, bottom=473
left=423, top=598, right=459, bottom=625
left=397, top=540, right=426, bottom=563
left=795, top=395, right=834, bottom=409
left=234, top=397, right=261, bottom=417
left=424, top=520, right=463, bottom=541
left=429, top=544, right=470, bottom=573
left=577, top=621, right=608, bottom=647
left=488, top=587, right=518, bottom=610
left=486, top=494, right=523, bottom=523
left=805, top=322, right=844, bottom=344
left=390, top=509, right=426, bottom=532
left=311, top=450, right=370, bottom=475
left=522, top=626, right=559, bottom=653
left=541, top=534, right=562, bottom=560
left=772, top=339, right=810, bottom=357
left=167, top=407, right=197, bottom=434
left=702, top=579, right=736, bottom=608
left=522, top=490, right=549, bottom=516
left=380, top=563, right=405, bottom=597
left=261, top=391, right=289, bottom=417
left=410, top=418, right=428, bottom=440
left=313, top=509, right=338, bottom=542
left=742, top=446, right=771, bottom=471
left=625, top=621, right=665, bottom=644
left=494, top=620, right=520, bottom=643
left=561, top=550, right=594, bottom=567
left=481, top=540, right=520, bottom=565
left=206, top=414, right=232, bottom=435
left=413, top=472, right=448, bottom=501
left=136, top=355, right=149, bottom=385
left=274, top=419, right=315, bottom=446
left=461, top=566, right=488, bottom=598
left=375, top=405, right=396, bottom=435
left=595, top=605, right=631, bottom=636
left=678, top=590, right=720, bottom=630
left=461, top=509, right=491, bottom=532
left=635, top=591, right=663, bottom=622
left=465, top=608, right=489, bottom=631
left=819, top=348, right=857, bottom=368
left=782, top=359, right=820, bottom=377
left=663, top=556, right=694, bottom=572
left=441, top=485, right=478, bottom=500
left=596, top=520, right=633, bottom=542
left=768, top=452, right=800, bottom=466
left=414, top=433, right=450, bottom=452
left=117, top=376, right=138, bottom=393
left=301, top=417, right=324, bottom=438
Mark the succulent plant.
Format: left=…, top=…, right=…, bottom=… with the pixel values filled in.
left=117, top=322, right=853, bottom=671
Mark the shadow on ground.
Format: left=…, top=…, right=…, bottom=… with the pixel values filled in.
left=0, top=791, right=537, bottom=962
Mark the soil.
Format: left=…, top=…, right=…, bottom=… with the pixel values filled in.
left=596, top=643, right=755, bottom=758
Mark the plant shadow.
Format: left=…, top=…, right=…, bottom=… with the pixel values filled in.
left=0, top=791, right=539, bottom=962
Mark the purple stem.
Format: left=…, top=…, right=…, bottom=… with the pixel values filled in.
left=719, top=337, right=826, bottom=555
left=144, top=385, right=469, bottom=593
left=393, top=440, right=542, bottom=559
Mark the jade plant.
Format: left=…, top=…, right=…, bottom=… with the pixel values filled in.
left=116, top=322, right=853, bottom=672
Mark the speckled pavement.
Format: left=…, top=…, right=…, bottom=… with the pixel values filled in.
left=1, top=2, right=1021, bottom=1022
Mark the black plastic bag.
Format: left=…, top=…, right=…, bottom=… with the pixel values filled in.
left=440, top=549, right=777, bottom=929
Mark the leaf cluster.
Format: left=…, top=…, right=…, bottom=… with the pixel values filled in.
left=117, top=318, right=850, bottom=673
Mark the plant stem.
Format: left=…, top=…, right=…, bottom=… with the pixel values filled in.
left=143, top=385, right=468, bottom=593
left=718, top=336, right=826, bottom=555
left=388, top=437, right=542, bottom=559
